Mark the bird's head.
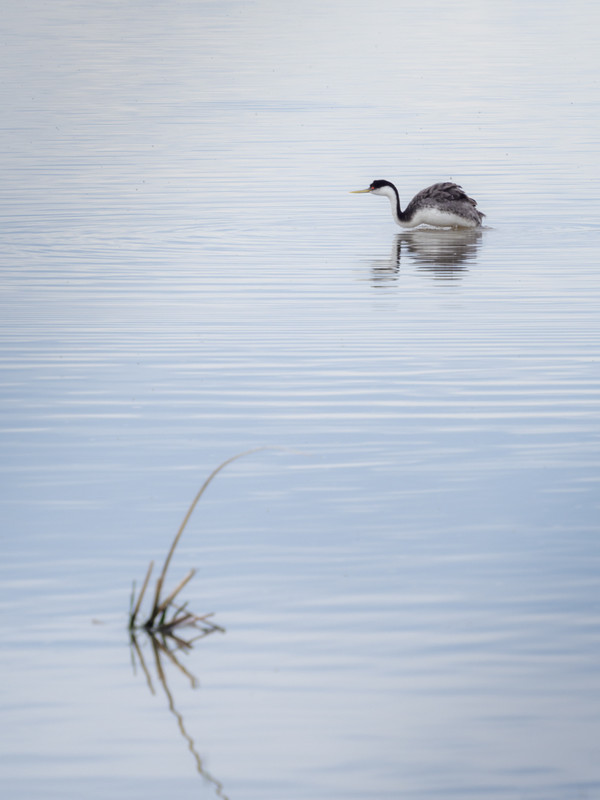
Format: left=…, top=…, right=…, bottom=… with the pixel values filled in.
left=350, top=180, right=394, bottom=196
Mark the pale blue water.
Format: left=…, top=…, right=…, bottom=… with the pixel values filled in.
left=1, top=1, right=600, bottom=799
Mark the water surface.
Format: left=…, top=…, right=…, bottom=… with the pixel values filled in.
left=1, top=1, right=600, bottom=798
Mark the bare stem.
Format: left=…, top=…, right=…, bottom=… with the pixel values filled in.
left=129, top=560, right=154, bottom=629
left=154, top=569, right=196, bottom=619
left=150, top=447, right=266, bottom=619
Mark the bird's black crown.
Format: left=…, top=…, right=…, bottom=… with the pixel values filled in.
left=370, top=179, right=394, bottom=190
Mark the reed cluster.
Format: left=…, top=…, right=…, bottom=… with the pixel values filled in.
left=128, top=449, right=262, bottom=637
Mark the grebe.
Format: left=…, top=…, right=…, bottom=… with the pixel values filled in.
left=351, top=179, right=485, bottom=229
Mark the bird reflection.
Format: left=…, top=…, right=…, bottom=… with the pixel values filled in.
left=130, top=626, right=229, bottom=799
left=370, top=228, right=482, bottom=285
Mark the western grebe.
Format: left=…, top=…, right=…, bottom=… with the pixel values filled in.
left=351, top=179, right=485, bottom=229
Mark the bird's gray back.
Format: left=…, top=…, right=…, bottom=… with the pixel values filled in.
left=405, top=182, right=484, bottom=224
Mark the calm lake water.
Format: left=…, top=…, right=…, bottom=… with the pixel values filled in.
left=1, top=1, right=600, bottom=798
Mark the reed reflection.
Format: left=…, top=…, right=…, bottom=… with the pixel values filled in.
left=371, top=229, right=482, bottom=285
left=126, top=453, right=263, bottom=800
left=130, top=626, right=228, bottom=799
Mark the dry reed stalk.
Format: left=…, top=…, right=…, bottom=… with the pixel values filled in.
left=129, top=448, right=265, bottom=636
left=129, top=560, right=154, bottom=630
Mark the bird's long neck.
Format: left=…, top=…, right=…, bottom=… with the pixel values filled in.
left=380, top=183, right=406, bottom=225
